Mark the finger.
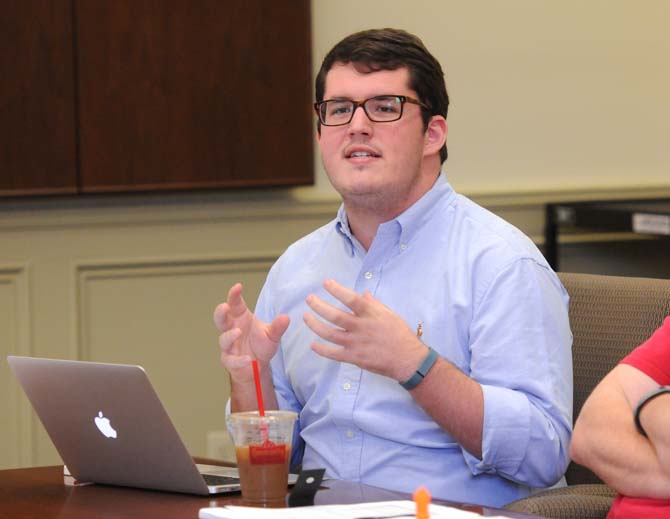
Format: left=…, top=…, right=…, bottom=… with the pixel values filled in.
left=213, top=302, right=230, bottom=331
left=267, top=314, right=290, bottom=343
left=323, top=278, right=367, bottom=315
left=305, top=294, right=355, bottom=330
left=226, top=283, right=249, bottom=318
left=220, top=351, right=252, bottom=370
left=310, top=340, right=346, bottom=362
left=303, top=312, right=349, bottom=346
left=218, top=328, right=242, bottom=352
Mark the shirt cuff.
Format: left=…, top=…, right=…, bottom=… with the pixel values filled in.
left=463, top=384, right=530, bottom=477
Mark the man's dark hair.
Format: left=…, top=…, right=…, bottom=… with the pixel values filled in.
left=315, top=28, right=449, bottom=163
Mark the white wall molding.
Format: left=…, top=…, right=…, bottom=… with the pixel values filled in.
left=0, top=192, right=340, bottom=232
left=466, top=184, right=670, bottom=207
left=0, top=264, right=34, bottom=467
left=3, top=183, right=669, bottom=233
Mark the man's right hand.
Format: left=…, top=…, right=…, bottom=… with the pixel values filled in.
left=213, top=283, right=290, bottom=385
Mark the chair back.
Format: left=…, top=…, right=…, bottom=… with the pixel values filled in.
left=558, top=272, right=670, bottom=485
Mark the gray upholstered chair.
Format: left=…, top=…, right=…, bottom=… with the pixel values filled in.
left=505, top=272, right=670, bottom=519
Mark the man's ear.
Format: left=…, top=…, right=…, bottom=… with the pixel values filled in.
left=423, top=116, right=447, bottom=157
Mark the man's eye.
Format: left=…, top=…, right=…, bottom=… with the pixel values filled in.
left=372, top=102, right=399, bottom=114
left=329, top=103, right=352, bottom=116
left=377, top=105, right=399, bottom=113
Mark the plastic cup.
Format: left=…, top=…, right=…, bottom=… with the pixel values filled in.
left=227, top=410, right=297, bottom=505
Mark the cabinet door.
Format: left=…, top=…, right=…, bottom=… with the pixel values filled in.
left=76, top=0, right=313, bottom=193
left=0, top=1, right=77, bottom=196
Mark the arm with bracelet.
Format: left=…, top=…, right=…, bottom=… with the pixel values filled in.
left=572, top=365, right=670, bottom=498
left=635, top=386, right=670, bottom=481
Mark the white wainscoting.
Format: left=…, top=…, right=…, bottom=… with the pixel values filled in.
left=0, top=264, right=33, bottom=468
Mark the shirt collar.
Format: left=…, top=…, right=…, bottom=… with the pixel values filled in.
left=335, top=171, right=455, bottom=254
left=393, top=171, right=454, bottom=243
left=335, top=205, right=357, bottom=256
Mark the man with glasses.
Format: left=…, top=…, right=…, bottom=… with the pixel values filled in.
left=215, top=28, right=572, bottom=507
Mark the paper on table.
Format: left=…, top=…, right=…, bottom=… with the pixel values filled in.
left=198, top=500, right=502, bottom=519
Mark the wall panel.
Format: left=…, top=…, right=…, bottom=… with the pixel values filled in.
left=75, top=256, right=275, bottom=458
left=0, top=266, right=33, bottom=468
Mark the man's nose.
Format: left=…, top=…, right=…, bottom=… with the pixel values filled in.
left=348, top=105, right=373, bottom=134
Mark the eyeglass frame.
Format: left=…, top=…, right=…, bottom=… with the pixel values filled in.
left=313, top=95, right=429, bottom=127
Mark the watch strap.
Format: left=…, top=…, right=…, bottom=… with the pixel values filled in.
left=399, top=347, right=439, bottom=390
left=634, top=385, right=670, bottom=436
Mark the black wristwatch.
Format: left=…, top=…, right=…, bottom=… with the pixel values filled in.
left=633, top=385, right=670, bottom=437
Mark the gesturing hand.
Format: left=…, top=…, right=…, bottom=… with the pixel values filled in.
left=213, top=283, right=290, bottom=384
left=303, top=278, right=427, bottom=382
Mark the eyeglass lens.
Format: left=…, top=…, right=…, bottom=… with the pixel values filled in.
left=320, top=96, right=403, bottom=125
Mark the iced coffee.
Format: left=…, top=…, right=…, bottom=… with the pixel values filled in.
left=228, top=410, right=297, bottom=505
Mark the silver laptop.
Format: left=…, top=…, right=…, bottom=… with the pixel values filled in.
left=7, top=355, right=296, bottom=495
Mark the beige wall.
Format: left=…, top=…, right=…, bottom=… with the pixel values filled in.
left=2, top=1, right=670, bottom=470
left=302, top=0, right=670, bottom=198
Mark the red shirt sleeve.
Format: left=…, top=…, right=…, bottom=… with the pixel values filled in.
left=620, top=316, right=670, bottom=386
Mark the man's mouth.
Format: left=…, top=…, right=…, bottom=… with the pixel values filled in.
left=345, top=147, right=381, bottom=159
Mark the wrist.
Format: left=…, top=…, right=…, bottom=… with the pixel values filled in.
left=231, top=360, right=272, bottom=387
left=634, top=386, right=670, bottom=436
left=399, top=346, right=440, bottom=390
left=395, top=343, right=429, bottom=382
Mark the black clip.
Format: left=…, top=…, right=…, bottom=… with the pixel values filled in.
left=287, top=468, right=326, bottom=507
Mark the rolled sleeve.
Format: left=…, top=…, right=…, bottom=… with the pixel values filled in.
left=464, top=385, right=531, bottom=476
left=465, top=258, right=573, bottom=487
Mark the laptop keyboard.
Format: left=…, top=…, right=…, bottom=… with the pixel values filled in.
left=202, top=474, right=239, bottom=486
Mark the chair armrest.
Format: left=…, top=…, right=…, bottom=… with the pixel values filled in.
left=504, top=484, right=616, bottom=519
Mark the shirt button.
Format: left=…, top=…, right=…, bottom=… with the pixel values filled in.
left=343, top=382, right=351, bottom=391
left=345, top=430, right=355, bottom=439
left=364, top=271, right=373, bottom=280
left=400, top=243, right=407, bottom=251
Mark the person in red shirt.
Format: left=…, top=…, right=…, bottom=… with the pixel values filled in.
left=571, top=317, right=670, bottom=518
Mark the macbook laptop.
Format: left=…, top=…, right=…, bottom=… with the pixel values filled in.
left=7, top=355, right=297, bottom=495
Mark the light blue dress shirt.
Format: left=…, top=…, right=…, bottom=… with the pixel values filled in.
left=255, top=173, right=573, bottom=507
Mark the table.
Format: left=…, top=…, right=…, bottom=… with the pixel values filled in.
left=544, top=198, right=670, bottom=270
left=0, top=465, right=545, bottom=519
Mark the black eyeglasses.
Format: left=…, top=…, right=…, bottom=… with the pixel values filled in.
left=314, top=95, right=428, bottom=126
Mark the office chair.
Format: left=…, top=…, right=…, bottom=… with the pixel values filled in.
left=505, top=272, right=670, bottom=519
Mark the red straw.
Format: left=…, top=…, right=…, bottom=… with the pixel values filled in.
left=251, top=359, right=265, bottom=417
left=251, top=359, right=271, bottom=444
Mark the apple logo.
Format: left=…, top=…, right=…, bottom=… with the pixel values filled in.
left=94, top=411, right=118, bottom=439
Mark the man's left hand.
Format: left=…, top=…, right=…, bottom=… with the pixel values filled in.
left=303, top=278, right=427, bottom=381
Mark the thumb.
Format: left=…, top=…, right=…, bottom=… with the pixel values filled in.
left=267, top=314, right=290, bottom=343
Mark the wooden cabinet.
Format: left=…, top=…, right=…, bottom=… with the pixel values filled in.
left=0, top=1, right=313, bottom=197
left=0, top=2, right=78, bottom=196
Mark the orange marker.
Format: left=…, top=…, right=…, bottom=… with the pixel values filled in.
left=413, top=486, right=431, bottom=519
